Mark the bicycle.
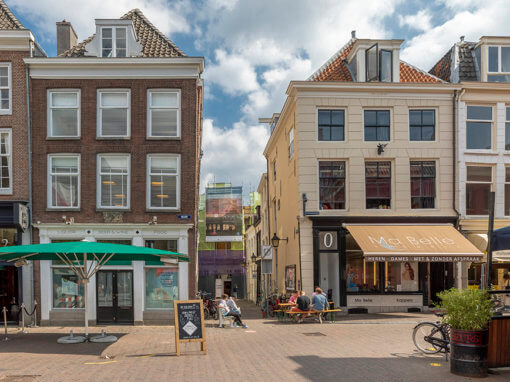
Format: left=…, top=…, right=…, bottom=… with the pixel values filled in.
left=196, top=291, right=219, bottom=320
left=412, top=310, right=450, bottom=355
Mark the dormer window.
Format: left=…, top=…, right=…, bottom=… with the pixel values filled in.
left=366, top=44, right=392, bottom=82
left=101, top=27, right=127, bottom=57
left=487, top=46, right=510, bottom=82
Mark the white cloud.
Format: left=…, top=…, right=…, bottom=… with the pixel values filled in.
left=9, top=0, right=192, bottom=43
left=399, top=9, right=432, bottom=31
left=401, top=0, right=510, bottom=70
left=200, top=119, right=269, bottom=194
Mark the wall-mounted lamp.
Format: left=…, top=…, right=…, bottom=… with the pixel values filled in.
left=271, top=233, right=288, bottom=248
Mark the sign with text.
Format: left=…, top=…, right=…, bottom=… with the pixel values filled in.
left=365, top=256, right=482, bottom=263
left=173, top=300, right=206, bottom=356
left=347, top=294, right=422, bottom=307
left=205, top=186, right=243, bottom=242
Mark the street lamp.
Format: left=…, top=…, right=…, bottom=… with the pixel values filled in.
left=271, top=233, right=288, bottom=248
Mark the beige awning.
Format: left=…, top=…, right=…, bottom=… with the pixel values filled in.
left=467, top=233, right=488, bottom=253
left=344, top=224, right=484, bottom=262
left=493, top=250, right=510, bottom=263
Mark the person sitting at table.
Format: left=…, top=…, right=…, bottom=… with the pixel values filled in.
left=219, top=294, right=247, bottom=328
left=291, top=290, right=310, bottom=323
left=288, top=291, right=299, bottom=304
left=312, top=286, right=327, bottom=298
left=312, top=287, right=329, bottom=318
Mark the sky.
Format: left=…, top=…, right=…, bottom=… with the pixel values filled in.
left=8, top=0, right=510, bottom=201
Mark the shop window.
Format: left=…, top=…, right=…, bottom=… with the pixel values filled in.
left=0, top=130, right=11, bottom=194
left=145, top=267, right=178, bottom=309
left=364, top=110, right=390, bottom=141
left=97, top=90, right=130, bottom=137
left=386, top=262, right=419, bottom=292
left=146, top=239, right=178, bottom=252
left=0, top=63, right=11, bottom=114
left=98, top=154, right=130, bottom=209
left=409, top=110, right=435, bottom=141
left=216, top=242, right=231, bottom=250
left=466, top=166, right=492, bottom=215
left=318, top=110, right=345, bottom=141
left=410, top=161, right=435, bottom=209
left=52, top=268, right=85, bottom=308
left=466, top=106, right=492, bottom=150
left=48, top=155, right=80, bottom=208
left=365, top=161, right=391, bottom=209
left=319, top=161, right=346, bottom=210
left=147, top=154, right=179, bottom=209
left=147, top=90, right=180, bottom=138
left=346, top=253, right=380, bottom=292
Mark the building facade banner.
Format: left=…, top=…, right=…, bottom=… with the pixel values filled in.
left=205, top=186, right=243, bottom=242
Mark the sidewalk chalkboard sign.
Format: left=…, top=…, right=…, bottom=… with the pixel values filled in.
left=173, top=300, right=206, bottom=356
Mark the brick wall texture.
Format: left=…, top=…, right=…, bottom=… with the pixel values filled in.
left=0, top=50, right=29, bottom=201
left=30, top=78, right=202, bottom=297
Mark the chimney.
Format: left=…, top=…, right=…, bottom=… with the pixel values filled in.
left=351, top=30, right=356, bottom=39
left=56, top=20, right=78, bottom=55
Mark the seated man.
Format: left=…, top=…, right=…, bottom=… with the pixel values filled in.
left=312, top=287, right=329, bottom=313
left=219, top=294, right=248, bottom=328
left=291, top=290, right=310, bottom=323
left=227, top=295, right=241, bottom=315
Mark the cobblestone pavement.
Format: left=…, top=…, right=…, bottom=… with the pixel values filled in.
left=0, top=302, right=509, bottom=382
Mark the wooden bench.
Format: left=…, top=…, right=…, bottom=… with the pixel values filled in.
left=286, top=308, right=342, bottom=323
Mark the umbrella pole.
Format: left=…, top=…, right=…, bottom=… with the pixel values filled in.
left=84, top=278, right=89, bottom=339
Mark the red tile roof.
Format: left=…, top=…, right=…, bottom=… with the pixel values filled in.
left=310, top=38, right=445, bottom=83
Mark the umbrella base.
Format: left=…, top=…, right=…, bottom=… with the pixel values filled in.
left=57, top=335, right=87, bottom=344
left=90, top=334, right=117, bottom=343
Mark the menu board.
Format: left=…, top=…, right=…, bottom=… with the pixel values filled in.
left=173, top=300, right=206, bottom=356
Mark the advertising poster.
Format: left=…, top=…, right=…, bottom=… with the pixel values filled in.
left=145, top=268, right=179, bottom=309
left=400, top=261, right=419, bottom=291
left=205, top=186, right=243, bottom=242
left=285, top=265, right=296, bottom=291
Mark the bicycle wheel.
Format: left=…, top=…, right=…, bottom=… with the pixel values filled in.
left=413, top=322, right=446, bottom=354
left=203, top=307, right=210, bottom=320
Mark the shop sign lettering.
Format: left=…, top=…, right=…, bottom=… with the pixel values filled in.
left=364, top=256, right=482, bottom=263
left=368, top=235, right=456, bottom=251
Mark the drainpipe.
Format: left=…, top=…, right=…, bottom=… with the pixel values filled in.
left=266, top=161, right=272, bottom=297
left=453, top=89, right=460, bottom=226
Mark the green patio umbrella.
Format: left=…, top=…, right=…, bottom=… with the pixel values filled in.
left=0, top=241, right=188, bottom=338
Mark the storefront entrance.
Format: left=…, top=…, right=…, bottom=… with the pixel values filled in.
left=96, top=270, right=134, bottom=324
left=0, top=264, right=19, bottom=323
left=429, top=262, right=454, bottom=304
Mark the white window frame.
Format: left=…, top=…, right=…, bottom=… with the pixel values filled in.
left=487, top=45, right=510, bottom=74
left=100, top=26, right=127, bottom=58
left=465, top=165, right=493, bottom=217
left=288, top=127, right=294, bottom=158
left=146, top=154, right=180, bottom=210
left=0, top=129, right=12, bottom=194
left=97, top=89, right=131, bottom=138
left=147, top=89, right=181, bottom=138
left=466, top=105, right=493, bottom=151
left=47, top=154, right=81, bottom=209
left=0, top=63, right=12, bottom=115
left=47, top=89, right=81, bottom=138
left=97, top=154, right=131, bottom=210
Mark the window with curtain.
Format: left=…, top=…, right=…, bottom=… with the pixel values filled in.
left=98, top=155, right=129, bottom=208
left=49, top=155, right=79, bottom=208
left=319, top=161, right=346, bottom=210
left=466, top=166, right=492, bottom=215
left=365, top=161, right=391, bottom=209
left=148, top=90, right=180, bottom=137
left=364, top=110, right=390, bottom=141
left=0, top=130, right=11, bottom=192
left=48, top=90, right=80, bottom=137
left=148, top=155, right=179, bottom=209
left=98, top=90, right=130, bottom=137
left=410, top=161, right=435, bottom=209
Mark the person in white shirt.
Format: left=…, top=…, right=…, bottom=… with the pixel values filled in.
left=219, top=294, right=247, bottom=328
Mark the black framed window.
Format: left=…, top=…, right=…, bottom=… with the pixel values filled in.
left=318, top=110, right=345, bottom=141
left=364, top=110, right=390, bottom=141
left=409, top=110, right=435, bottom=141
left=410, top=161, right=436, bottom=209
left=319, top=161, right=346, bottom=210
left=365, top=161, right=391, bottom=209
left=366, top=43, right=378, bottom=82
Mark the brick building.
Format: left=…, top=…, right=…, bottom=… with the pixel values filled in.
left=26, top=9, right=203, bottom=325
left=0, top=0, right=45, bottom=324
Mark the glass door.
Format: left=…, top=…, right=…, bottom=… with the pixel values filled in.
left=96, top=270, right=133, bottom=324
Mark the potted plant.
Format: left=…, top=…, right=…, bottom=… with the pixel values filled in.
left=437, top=288, right=493, bottom=378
